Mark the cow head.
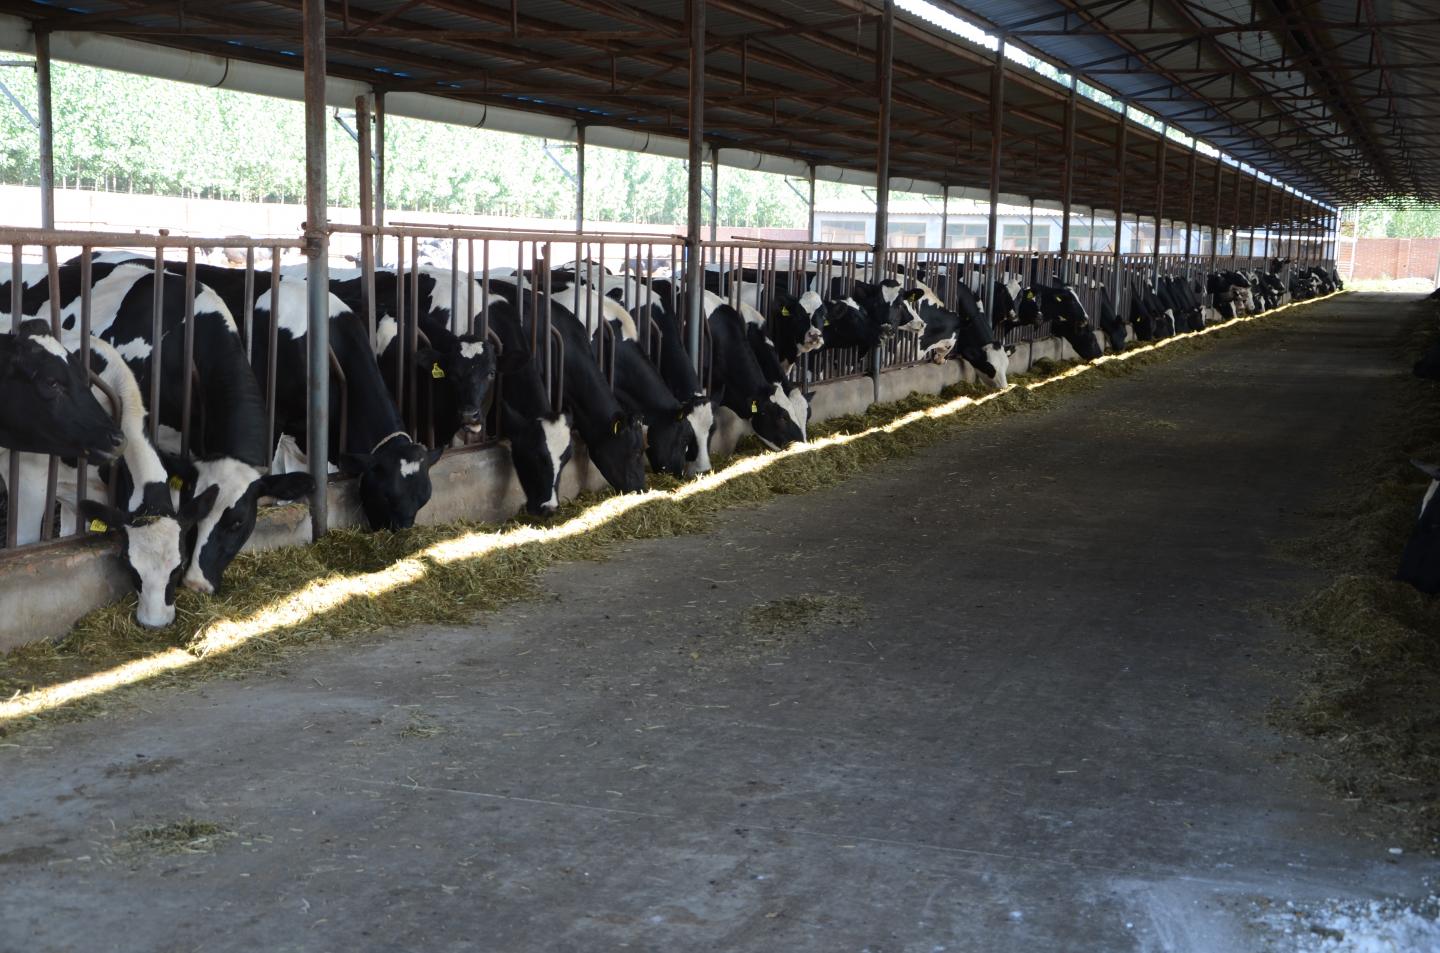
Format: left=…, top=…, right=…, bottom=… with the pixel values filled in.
left=506, top=412, right=573, bottom=516
left=642, top=402, right=697, bottom=478
left=746, top=387, right=805, bottom=451
left=683, top=396, right=715, bottom=477
left=341, top=435, right=444, bottom=531
left=900, top=285, right=959, bottom=363
left=1040, top=286, right=1102, bottom=360
left=0, top=324, right=122, bottom=461
left=590, top=411, right=647, bottom=493
left=79, top=482, right=219, bottom=628
left=172, top=456, right=315, bottom=595
left=776, top=291, right=826, bottom=355
left=417, top=334, right=498, bottom=435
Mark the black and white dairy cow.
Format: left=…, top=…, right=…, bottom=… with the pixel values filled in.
left=531, top=288, right=646, bottom=493
left=624, top=278, right=715, bottom=476
left=555, top=282, right=695, bottom=478
left=1034, top=284, right=1102, bottom=360
left=0, top=322, right=121, bottom=459
left=702, top=292, right=804, bottom=451
left=12, top=257, right=312, bottom=595
left=768, top=291, right=826, bottom=368
left=1097, top=285, right=1127, bottom=352
left=737, top=301, right=811, bottom=440
left=329, top=268, right=497, bottom=448
left=899, top=280, right=1013, bottom=387
left=254, top=278, right=441, bottom=530
left=0, top=330, right=218, bottom=627
left=1396, top=461, right=1440, bottom=594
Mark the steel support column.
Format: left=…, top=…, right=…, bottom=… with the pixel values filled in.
left=684, top=0, right=705, bottom=371
left=302, top=0, right=330, bottom=540
left=871, top=0, right=893, bottom=400
left=807, top=165, right=816, bottom=242
left=1111, top=107, right=1127, bottom=305
left=575, top=125, right=586, bottom=232
left=1209, top=161, right=1223, bottom=272
left=34, top=32, right=54, bottom=229
left=1262, top=184, right=1274, bottom=262
left=1183, top=144, right=1197, bottom=257
left=1247, top=170, right=1260, bottom=264
left=1151, top=125, right=1166, bottom=287
left=939, top=186, right=949, bottom=247
left=983, top=38, right=1005, bottom=317
left=1058, top=81, right=1076, bottom=279
left=356, top=92, right=375, bottom=331
left=1229, top=162, right=1244, bottom=268
left=374, top=91, right=386, bottom=264
left=709, top=155, right=719, bottom=242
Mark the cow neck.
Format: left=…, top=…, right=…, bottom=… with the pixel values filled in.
left=330, top=310, right=410, bottom=456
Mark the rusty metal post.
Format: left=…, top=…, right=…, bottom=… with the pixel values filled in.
left=1247, top=170, right=1260, bottom=265
left=684, top=0, right=705, bottom=371
left=1209, top=160, right=1223, bottom=273
left=1230, top=161, right=1244, bottom=268
left=984, top=37, right=1005, bottom=317
left=576, top=124, right=586, bottom=232
left=709, top=154, right=719, bottom=242
left=374, top=91, right=386, bottom=264
left=1183, top=143, right=1197, bottom=258
left=303, top=0, right=330, bottom=539
left=1058, top=80, right=1076, bottom=280
left=1262, top=182, right=1274, bottom=262
left=807, top=165, right=817, bottom=242
left=1152, top=124, right=1167, bottom=287
left=356, top=93, right=375, bottom=333
left=35, top=31, right=54, bottom=229
left=1112, top=106, right=1127, bottom=304
left=871, top=0, right=894, bottom=400
left=939, top=185, right=949, bottom=247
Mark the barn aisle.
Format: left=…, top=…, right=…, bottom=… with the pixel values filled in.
left=3, top=294, right=1437, bottom=953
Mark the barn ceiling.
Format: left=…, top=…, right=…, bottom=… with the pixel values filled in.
left=0, top=0, right=1352, bottom=231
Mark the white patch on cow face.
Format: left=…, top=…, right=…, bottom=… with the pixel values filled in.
left=799, top=327, right=824, bottom=353
left=880, top=282, right=900, bottom=305
left=127, top=516, right=182, bottom=628
left=841, top=296, right=861, bottom=313
left=29, top=331, right=69, bottom=359
left=460, top=339, right=485, bottom=360
left=1005, top=275, right=1023, bottom=300
left=684, top=400, right=714, bottom=476
left=399, top=459, right=421, bottom=478
left=114, top=337, right=153, bottom=363
left=1421, top=480, right=1438, bottom=518
left=983, top=342, right=1010, bottom=389
left=772, top=382, right=807, bottom=441
left=1065, top=287, right=1090, bottom=322
left=798, top=291, right=823, bottom=317
left=374, top=316, right=399, bottom=356
left=182, top=457, right=262, bottom=594
left=739, top=302, right=766, bottom=328
left=899, top=301, right=926, bottom=334
left=540, top=416, right=571, bottom=512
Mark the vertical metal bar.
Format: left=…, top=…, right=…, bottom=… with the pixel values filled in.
left=303, top=0, right=330, bottom=540
left=373, top=91, right=386, bottom=266
left=1209, top=160, right=1223, bottom=274
left=356, top=92, right=375, bottom=338
left=709, top=154, right=719, bottom=242
left=75, top=249, right=92, bottom=518
left=1230, top=160, right=1244, bottom=269
left=1262, top=182, right=1274, bottom=263
left=939, top=185, right=949, bottom=247
left=807, top=165, right=817, bottom=242
left=1113, top=106, right=1127, bottom=304
left=872, top=0, right=893, bottom=394
left=243, top=247, right=256, bottom=356
left=984, top=37, right=1005, bottom=316
left=575, top=125, right=586, bottom=232
left=1058, top=80, right=1076, bottom=279
left=684, top=0, right=705, bottom=372
left=180, top=249, right=196, bottom=460
left=149, top=244, right=164, bottom=444
left=1152, top=125, right=1166, bottom=288
left=1183, top=143, right=1197, bottom=257
left=35, top=32, right=55, bottom=229
left=267, top=251, right=280, bottom=454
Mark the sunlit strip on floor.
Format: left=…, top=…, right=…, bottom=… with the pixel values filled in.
left=0, top=290, right=1344, bottom=724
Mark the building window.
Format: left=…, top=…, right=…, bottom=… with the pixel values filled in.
left=944, top=222, right=988, bottom=248
left=1001, top=223, right=1049, bottom=250
left=888, top=221, right=928, bottom=249
left=819, top=219, right=866, bottom=243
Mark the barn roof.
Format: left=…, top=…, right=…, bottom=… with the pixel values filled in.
left=0, top=0, right=1380, bottom=230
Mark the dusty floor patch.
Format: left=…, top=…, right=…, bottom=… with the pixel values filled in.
left=1248, top=890, right=1440, bottom=952
left=741, top=593, right=867, bottom=642
left=117, top=819, right=235, bottom=857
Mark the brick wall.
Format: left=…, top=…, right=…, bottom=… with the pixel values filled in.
left=1338, top=236, right=1440, bottom=281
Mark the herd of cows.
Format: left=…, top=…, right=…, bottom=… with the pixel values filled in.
left=0, top=250, right=1343, bottom=627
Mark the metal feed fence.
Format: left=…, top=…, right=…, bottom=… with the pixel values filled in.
left=0, top=227, right=304, bottom=555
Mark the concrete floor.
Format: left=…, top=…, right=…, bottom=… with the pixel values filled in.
left=2, top=294, right=1437, bottom=953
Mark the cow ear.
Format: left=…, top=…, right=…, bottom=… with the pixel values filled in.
left=1004, top=344, right=1017, bottom=355
left=339, top=452, right=375, bottom=476
left=77, top=498, right=126, bottom=535
left=156, top=450, right=199, bottom=493
left=180, top=484, right=220, bottom=529
left=414, top=347, right=444, bottom=376
left=1411, top=459, right=1440, bottom=481
left=427, top=446, right=445, bottom=466
left=256, top=471, right=315, bottom=501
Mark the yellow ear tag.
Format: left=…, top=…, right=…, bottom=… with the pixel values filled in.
left=168, top=475, right=185, bottom=492
left=749, top=400, right=759, bottom=414
left=1026, top=291, right=1035, bottom=300
left=781, top=306, right=790, bottom=317
left=431, top=362, right=445, bottom=380
left=88, top=518, right=108, bottom=533
left=612, top=418, right=621, bottom=435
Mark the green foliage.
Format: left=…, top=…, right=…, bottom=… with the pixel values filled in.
left=0, top=58, right=811, bottom=227
left=1347, top=204, right=1440, bottom=238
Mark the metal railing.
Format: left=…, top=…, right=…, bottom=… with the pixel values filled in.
left=0, top=227, right=304, bottom=555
